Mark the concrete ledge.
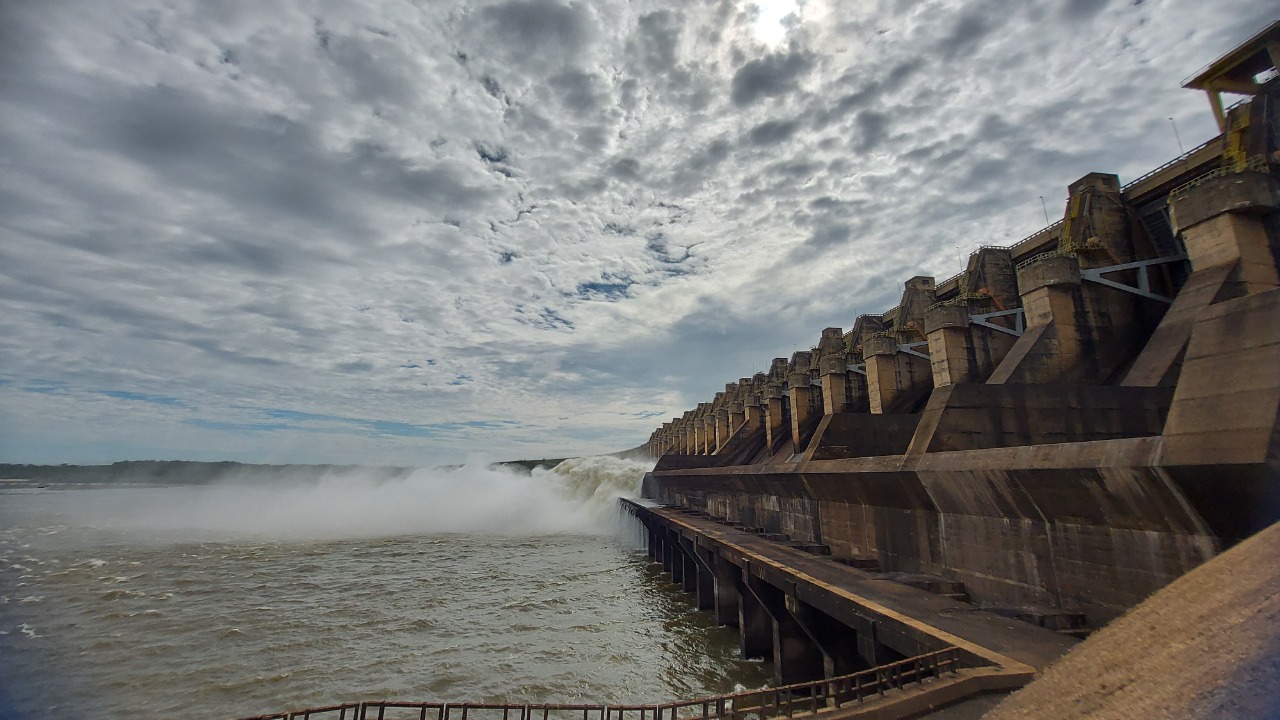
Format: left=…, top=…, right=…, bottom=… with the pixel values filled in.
left=1169, top=171, right=1278, bottom=231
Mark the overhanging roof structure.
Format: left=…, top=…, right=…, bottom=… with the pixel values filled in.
left=1182, top=20, right=1280, bottom=130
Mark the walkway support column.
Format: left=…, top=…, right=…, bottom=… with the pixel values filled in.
left=744, top=575, right=826, bottom=685
left=786, top=597, right=867, bottom=677
left=711, top=554, right=741, bottom=627
left=736, top=572, right=773, bottom=660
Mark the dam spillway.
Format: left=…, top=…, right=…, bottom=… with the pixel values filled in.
left=638, top=16, right=1280, bottom=676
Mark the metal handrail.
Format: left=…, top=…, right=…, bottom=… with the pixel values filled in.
left=1009, top=219, right=1064, bottom=255
left=1120, top=135, right=1221, bottom=193
left=239, top=648, right=967, bottom=720
left=935, top=269, right=966, bottom=290
left=1167, top=154, right=1269, bottom=199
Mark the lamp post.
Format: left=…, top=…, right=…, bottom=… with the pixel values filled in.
left=1168, top=117, right=1185, bottom=154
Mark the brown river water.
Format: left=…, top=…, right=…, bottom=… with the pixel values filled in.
left=0, top=457, right=770, bottom=719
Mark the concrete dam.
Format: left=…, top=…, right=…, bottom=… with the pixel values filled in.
left=629, top=18, right=1280, bottom=711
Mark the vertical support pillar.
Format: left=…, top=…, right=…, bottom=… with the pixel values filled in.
left=683, top=541, right=715, bottom=611
left=864, top=335, right=899, bottom=415
left=712, top=554, right=741, bottom=627
left=787, top=371, right=813, bottom=450
left=765, top=384, right=786, bottom=448
left=786, top=598, right=868, bottom=677
left=820, top=355, right=849, bottom=414
left=1004, top=255, right=1086, bottom=384
left=856, top=618, right=888, bottom=668
left=714, top=409, right=729, bottom=453
left=736, top=571, right=773, bottom=660
left=744, top=401, right=763, bottom=431
left=679, top=540, right=697, bottom=594
left=924, top=304, right=974, bottom=387
left=744, top=575, right=825, bottom=685
left=1170, top=171, right=1280, bottom=295
left=728, top=402, right=745, bottom=436
left=662, top=529, right=676, bottom=577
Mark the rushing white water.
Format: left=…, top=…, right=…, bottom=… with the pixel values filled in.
left=22, top=455, right=655, bottom=543
left=1, top=456, right=773, bottom=720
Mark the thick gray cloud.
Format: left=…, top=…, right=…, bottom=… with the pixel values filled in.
left=730, top=50, right=815, bottom=106
left=469, top=0, right=597, bottom=72
left=745, top=119, right=801, bottom=146
left=0, top=0, right=1265, bottom=465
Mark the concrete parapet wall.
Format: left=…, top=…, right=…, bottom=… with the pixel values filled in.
left=907, top=384, right=1173, bottom=454
left=802, top=413, right=920, bottom=461
left=644, top=435, right=1220, bottom=625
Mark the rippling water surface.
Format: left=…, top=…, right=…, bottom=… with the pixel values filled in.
left=0, top=458, right=769, bottom=719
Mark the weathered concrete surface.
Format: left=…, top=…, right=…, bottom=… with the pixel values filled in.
left=642, top=436, right=1221, bottom=625
left=1121, top=263, right=1236, bottom=386
left=986, top=519, right=1280, bottom=720
left=905, top=384, right=1172, bottom=454
left=802, top=413, right=920, bottom=461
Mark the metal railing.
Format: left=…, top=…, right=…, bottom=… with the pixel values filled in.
left=1119, top=135, right=1221, bottom=194
left=1167, top=154, right=1269, bottom=199
left=1009, top=219, right=1064, bottom=257
left=239, top=648, right=965, bottom=720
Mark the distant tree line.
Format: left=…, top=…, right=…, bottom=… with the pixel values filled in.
left=0, top=459, right=569, bottom=484
left=0, top=461, right=416, bottom=484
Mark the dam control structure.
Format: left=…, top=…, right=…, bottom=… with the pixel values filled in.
left=631, top=18, right=1280, bottom=709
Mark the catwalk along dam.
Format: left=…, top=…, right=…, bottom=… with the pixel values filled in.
left=629, top=19, right=1280, bottom=716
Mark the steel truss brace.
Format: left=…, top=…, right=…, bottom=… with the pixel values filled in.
left=1079, top=254, right=1188, bottom=303
left=970, top=307, right=1026, bottom=337
left=897, top=340, right=930, bottom=360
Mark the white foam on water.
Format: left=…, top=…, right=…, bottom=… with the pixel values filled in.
left=34, top=455, right=654, bottom=543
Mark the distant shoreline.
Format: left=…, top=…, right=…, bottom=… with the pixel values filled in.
left=0, top=458, right=569, bottom=485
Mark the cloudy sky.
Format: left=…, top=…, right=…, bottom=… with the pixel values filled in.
left=0, top=0, right=1271, bottom=466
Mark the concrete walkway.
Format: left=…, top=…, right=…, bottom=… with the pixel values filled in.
left=640, top=503, right=1077, bottom=674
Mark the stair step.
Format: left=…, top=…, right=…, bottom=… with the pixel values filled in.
left=833, top=557, right=882, bottom=571
left=787, top=543, right=832, bottom=555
